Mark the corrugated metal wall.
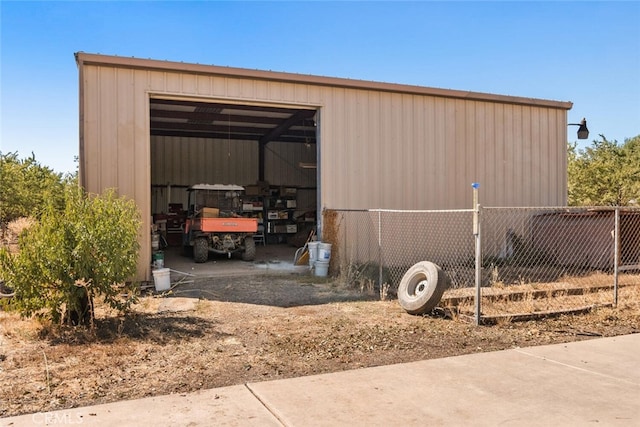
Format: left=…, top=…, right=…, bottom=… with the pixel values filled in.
left=149, top=137, right=317, bottom=214
left=150, top=138, right=316, bottom=188
left=151, top=136, right=258, bottom=186
left=321, top=92, right=567, bottom=210
left=78, top=55, right=569, bottom=281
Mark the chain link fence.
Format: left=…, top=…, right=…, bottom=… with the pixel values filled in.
left=325, top=207, right=640, bottom=323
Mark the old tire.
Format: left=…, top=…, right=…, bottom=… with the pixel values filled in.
left=398, top=261, right=449, bottom=315
left=242, top=236, right=256, bottom=261
left=193, top=237, right=209, bottom=263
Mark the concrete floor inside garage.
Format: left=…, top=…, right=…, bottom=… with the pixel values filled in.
left=156, top=243, right=310, bottom=280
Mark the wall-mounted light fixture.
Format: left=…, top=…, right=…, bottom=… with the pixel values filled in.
left=568, top=117, right=589, bottom=140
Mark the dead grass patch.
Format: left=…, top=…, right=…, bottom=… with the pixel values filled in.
left=1, top=274, right=639, bottom=418
left=441, top=273, right=640, bottom=323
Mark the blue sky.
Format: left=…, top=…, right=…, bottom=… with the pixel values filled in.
left=1, top=1, right=639, bottom=174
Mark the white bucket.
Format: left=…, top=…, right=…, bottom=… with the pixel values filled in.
left=152, top=268, right=171, bottom=291
left=307, top=241, right=320, bottom=267
left=318, top=243, right=332, bottom=261
left=314, top=260, right=329, bottom=277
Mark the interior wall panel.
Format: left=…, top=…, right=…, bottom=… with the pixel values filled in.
left=150, top=136, right=258, bottom=187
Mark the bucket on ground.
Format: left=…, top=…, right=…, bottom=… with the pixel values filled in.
left=308, top=241, right=320, bottom=267
left=314, top=260, right=329, bottom=277
left=152, top=267, right=171, bottom=291
left=318, top=243, right=332, bottom=261
left=152, top=251, right=164, bottom=269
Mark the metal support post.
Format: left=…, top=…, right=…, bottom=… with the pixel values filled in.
left=472, top=183, right=482, bottom=326
left=378, top=210, right=383, bottom=289
left=613, top=207, right=620, bottom=306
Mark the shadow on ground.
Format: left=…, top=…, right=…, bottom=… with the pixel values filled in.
left=163, top=275, right=377, bottom=308
left=41, top=314, right=225, bottom=346
left=155, top=244, right=378, bottom=307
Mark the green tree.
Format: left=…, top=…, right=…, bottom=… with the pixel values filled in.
left=568, top=135, right=640, bottom=206
left=0, top=185, right=141, bottom=325
left=0, top=152, right=66, bottom=224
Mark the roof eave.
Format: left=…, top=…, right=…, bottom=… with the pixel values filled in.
left=75, top=52, right=573, bottom=110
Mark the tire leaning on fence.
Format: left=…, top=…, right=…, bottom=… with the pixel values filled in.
left=397, top=261, right=450, bottom=315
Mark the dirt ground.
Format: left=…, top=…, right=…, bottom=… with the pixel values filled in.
left=1, top=272, right=639, bottom=418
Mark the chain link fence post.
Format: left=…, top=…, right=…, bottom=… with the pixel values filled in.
left=472, top=183, right=482, bottom=325
left=378, top=210, right=383, bottom=290
left=614, top=207, right=620, bottom=306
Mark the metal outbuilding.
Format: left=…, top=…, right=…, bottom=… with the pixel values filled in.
left=75, top=52, right=574, bottom=281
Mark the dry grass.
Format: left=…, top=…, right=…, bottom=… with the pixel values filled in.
left=0, top=217, right=35, bottom=254
left=442, top=272, right=640, bottom=322
left=1, top=273, right=639, bottom=417
left=322, top=209, right=340, bottom=276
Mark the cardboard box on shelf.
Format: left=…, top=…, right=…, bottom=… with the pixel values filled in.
left=242, top=203, right=262, bottom=211
left=273, top=225, right=288, bottom=233
left=278, top=211, right=289, bottom=219
left=280, top=186, right=297, bottom=196
left=286, top=224, right=297, bottom=233
left=245, top=181, right=270, bottom=196
left=199, top=207, right=220, bottom=218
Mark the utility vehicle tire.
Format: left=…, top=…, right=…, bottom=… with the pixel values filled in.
left=193, top=237, right=209, bottom=263
left=242, top=235, right=256, bottom=261
left=397, top=261, right=450, bottom=315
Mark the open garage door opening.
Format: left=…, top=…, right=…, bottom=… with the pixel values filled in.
left=149, top=97, right=319, bottom=270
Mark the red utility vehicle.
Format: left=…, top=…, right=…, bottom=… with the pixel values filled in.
left=182, top=184, right=258, bottom=263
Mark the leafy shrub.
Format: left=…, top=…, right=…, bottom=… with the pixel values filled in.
left=568, top=135, right=640, bottom=206
left=0, top=152, right=67, bottom=224
left=0, top=185, right=141, bottom=325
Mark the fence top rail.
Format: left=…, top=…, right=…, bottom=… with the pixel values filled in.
left=327, top=206, right=640, bottom=213
left=483, top=206, right=640, bottom=211
left=373, top=208, right=475, bottom=214
left=328, top=208, right=475, bottom=214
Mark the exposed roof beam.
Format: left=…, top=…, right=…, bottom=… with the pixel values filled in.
left=151, top=129, right=313, bottom=144
left=259, top=109, right=316, bottom=146
left=151, top=121, right=270, bottom=134
left=151, top=109, right=287, bottom=125
left=151, top=121, right=315, bottom=138
left=150, top=98, right=310, bottom=115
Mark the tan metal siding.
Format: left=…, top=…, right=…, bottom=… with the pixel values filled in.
left=80, top=65, right=152, bottom=280
left=116, top=69, right=135, bottom=198
left=78, top=55, right=570, bottom=281
left=318, top=90, right=572, bottom=211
